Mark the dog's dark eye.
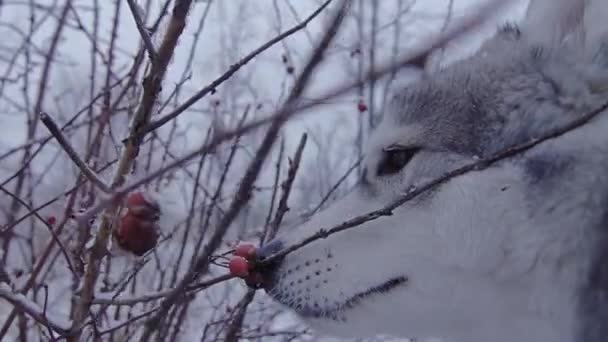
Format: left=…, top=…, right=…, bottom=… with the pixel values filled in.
left=377, top=147, right=420, bottom=176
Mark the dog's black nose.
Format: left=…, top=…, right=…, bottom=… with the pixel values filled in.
left=246, top=239, right=284, bottom=289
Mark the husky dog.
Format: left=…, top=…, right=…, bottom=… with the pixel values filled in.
left=250, top=0, right=608, bottom=341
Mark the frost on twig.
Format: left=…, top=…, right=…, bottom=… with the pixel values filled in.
left=0, top=283, right=72, bottom=335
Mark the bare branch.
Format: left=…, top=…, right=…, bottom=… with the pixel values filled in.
left=126, top=0, right=158, bottom=61
left=0, top=284, right=71, bottom=335
left=267, top=133, right=307, bottom=241
left=97, top=307, right=159, bottom=336
left=90, top=274, right=234, bottom=306
left=39, top=112, right=111, bottom=193
left=223, top=289, right=256, bottom=342
left=0, top=184, right=76, bottom=274
left=135, top=0, right=335, bottom=139
left=305, top=157, right=361, bottom=218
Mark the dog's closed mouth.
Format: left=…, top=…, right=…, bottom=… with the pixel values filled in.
left=298, top=275, right=408, bottom=321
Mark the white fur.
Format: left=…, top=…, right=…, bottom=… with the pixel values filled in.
left=273, top=113, right=608, bottom=341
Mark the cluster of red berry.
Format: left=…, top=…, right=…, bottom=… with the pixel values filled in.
left=228, top=244, right=265, bottom=287
left=114, top=192, right=161, bottom=256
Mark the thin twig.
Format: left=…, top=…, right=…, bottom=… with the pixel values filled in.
left=223, top=290, right=256, bottom=342
left=0, top=160, right=116, bottom=234
left=267, top=133, right=307, bottom=241
left=0, top=185, right=76, bottom=274
left=305, top=157, right=361, bottom=218
left=41, top=285, right=55, bottom=340
left=135, top=0, right=335, bottom=139
left=126, top=0, right=157, bottom=61
left=97, top=307, right=159, bottom=336
left=0, top=284, right=71, bottom=335
left=90, top=274, right=234, bottom=306
left=39, top=112, right=111, bottom=193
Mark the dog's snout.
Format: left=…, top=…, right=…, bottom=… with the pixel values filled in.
left=246, top=239, right=284, bottom=290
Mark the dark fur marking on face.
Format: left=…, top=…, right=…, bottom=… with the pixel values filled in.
left=523, top=153, right=572, bottom=185
left=296, top=276, right=408, bottom=321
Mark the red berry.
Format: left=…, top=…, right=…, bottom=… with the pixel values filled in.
left=116, top=213, right=159, bottom=256
left=46, top=216, right=56, bottom=225
left=229, top=256, right=250, bottom=278
left=234, top=244, right=256, bottom=260
left=125, top=192, right=160, bottom=220
left=357, top=100, right=368, bottom=113
left=126, top=192, right=147, bottom=207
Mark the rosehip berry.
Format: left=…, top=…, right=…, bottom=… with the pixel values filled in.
left=357, top=100, right=368, bottom=113
left=234, top=244, right=256, bottom=260
left=46, top=216, right=56, bottom=225
left=125, top=191, right=160, bottom=220
left=115, top=213, right=159, bottom=256
left=126, top=192, right=147, bottom=208
left=229, top=256, right=250, bottom=278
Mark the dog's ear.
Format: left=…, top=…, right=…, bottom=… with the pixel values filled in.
left=521, top=0, right=586, bottom=47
